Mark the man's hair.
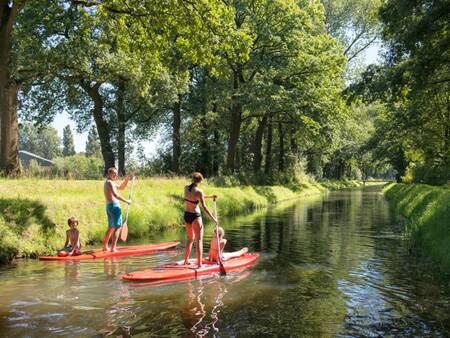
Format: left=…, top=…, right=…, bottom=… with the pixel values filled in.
left=68, top=217, right=78, bottom=226
left=192, top=172, right=204, bottom=184
left=108, top=167, right=117, bottom=175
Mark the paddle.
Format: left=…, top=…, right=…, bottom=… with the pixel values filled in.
left=214, top=199, right=226, bottom=276
left=120, top=176, right=135, bottom=242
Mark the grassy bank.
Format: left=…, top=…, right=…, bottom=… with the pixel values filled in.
left=0, top=178, right=326, bottom=262
left=384, top=183, right=450, bottom=271
left=320, top=179, right=387, bottom=190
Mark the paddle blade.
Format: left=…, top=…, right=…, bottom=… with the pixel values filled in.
left=219, top=261, right=226, bottom=276
left=120, top=224, right=128, bottom=241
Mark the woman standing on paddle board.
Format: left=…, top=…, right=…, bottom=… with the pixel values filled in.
left=184, top=172, right=218, bottom=268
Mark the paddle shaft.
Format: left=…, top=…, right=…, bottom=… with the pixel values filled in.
left=123, top=176, right=135, bottom=224
left=214, top=200, right=226, bottom=275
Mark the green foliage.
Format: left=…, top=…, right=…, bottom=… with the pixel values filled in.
left=62, top=125, right=76, bottom=156
left=53, top=155, right=103, bottom=179
left=19, top=123, right=61, bottom=160
left=354, top=0, right=450, bottom=185
left=85, top=126, right=102, bottom=158
left=385, top=183, right=450, bottom=271
left=322, top=0, right=382, bottom=77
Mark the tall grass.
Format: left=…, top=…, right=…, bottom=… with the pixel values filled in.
left=0, top=178, right=325, bottom=262
left=384, top=183, right=450, bottom=271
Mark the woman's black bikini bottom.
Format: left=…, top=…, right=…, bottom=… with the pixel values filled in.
left=184, top=211, right=201, bottom=224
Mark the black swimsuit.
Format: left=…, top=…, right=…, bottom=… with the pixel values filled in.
left=184, top=184, right=201, bottom=224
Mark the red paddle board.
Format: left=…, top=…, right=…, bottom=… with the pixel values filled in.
left=122, top=253, right=259, bottom=282
left=39, top=241, right=180, bottom=261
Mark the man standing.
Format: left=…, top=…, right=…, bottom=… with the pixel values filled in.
left=103, top=167, right=132, bottom=252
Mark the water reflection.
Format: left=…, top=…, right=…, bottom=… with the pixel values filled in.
left=1, top=186, right=450, bottom=336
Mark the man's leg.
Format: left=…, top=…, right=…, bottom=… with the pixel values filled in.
left=103, top=228, right=114, bottom=251
left=110, top=227, right=121, bottom=252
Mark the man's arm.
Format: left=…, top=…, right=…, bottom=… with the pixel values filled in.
left=117, top=175, right=134, bottom=190
left=109, top=181, right=131, bottom=204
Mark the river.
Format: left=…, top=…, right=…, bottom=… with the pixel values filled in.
left=1, top=185, right=449, bottom=337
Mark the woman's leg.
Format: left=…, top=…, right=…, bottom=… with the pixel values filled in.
left=184, top=223, right=194, bottom=264
left=192, top=218, right=204, bottom=267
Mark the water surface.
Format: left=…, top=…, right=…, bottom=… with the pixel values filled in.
left=1, top=186, right=450, bottom=337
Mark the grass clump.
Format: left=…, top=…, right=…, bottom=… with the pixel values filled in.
left=384, top=183, right=450, bottom=271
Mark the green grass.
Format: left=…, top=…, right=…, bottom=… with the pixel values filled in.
left=319, top=179, right=389, bottom=190
left=384, top=183, right=450, bottom=271
left=0, top=178, right=326, bottom=262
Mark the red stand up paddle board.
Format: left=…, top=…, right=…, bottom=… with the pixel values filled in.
left=122, top=253, right=259, bottom=282
left=39, top=241, right=180, bottom=261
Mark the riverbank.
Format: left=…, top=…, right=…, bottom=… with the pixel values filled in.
left=0, top=178, right=327, bottom=263
left=384, top=183, right=450, bottom=271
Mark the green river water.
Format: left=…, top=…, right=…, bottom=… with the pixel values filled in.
left=1, top=185, right=450, bottom=337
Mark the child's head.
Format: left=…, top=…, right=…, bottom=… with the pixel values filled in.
left=107, top=167, right=118, bottom=180
left=67, top=217, right=79, bottom=228
left=214, top=226, right=225, bottom=238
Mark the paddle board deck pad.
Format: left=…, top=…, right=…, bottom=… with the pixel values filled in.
left=39, top=241, right=180, bottom=261
left=122, top=253, right=259, bottom=282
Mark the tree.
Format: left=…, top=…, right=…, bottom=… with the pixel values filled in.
left=62, top=125, right=76, bottom=156
left=19, top=123, right=61, bottom=160
left=321, top=0, right=382, bottom=74
left=0, top=1, right=27, bottom=174
left=85, top=126, right=102, bottom=159
left=356, top=0, right=450, bottom=184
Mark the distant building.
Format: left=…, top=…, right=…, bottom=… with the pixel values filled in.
left=19, top=150, right=54, bottom=169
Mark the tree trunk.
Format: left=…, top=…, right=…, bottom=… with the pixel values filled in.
left=290, top=128, right=298, bottom=154
left=264, top=117, right=273, bottom=176
left=226, top=69, right=242, bottom=172
left=0, top=1, right=20, bottom=175
left=253, top=115, right=268, bottom=173
left=172, top=95, right=181, bottom=174
left=211, top=101, right=220, bottom=175
left=278, top=121, right=285, bottom=171
left=197, top=116, right=210, bottom=175
left=117, top=80, right=126, bottom=176
left=82, top=82, right=115, bottom=174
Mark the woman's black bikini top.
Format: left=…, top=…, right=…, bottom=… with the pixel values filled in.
left=184, top=183, right=199, bottom=205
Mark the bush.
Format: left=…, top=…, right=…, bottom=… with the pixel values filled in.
left=53, top=155, right=103, bottom=179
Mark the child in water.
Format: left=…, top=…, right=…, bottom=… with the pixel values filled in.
left=208, top=226, right=248, bottom=263
left=58, top=217, right=81, bottom=257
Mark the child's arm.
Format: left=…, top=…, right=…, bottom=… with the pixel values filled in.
left=62, top=230, right=69, bottom=248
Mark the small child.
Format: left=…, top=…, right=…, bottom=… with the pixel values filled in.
left=208, top=226, right=248, bottom=263
left=58, top=217, right=81, bottom=257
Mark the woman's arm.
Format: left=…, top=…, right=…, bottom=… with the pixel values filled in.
left=199, top=191, right=218, bottom=225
